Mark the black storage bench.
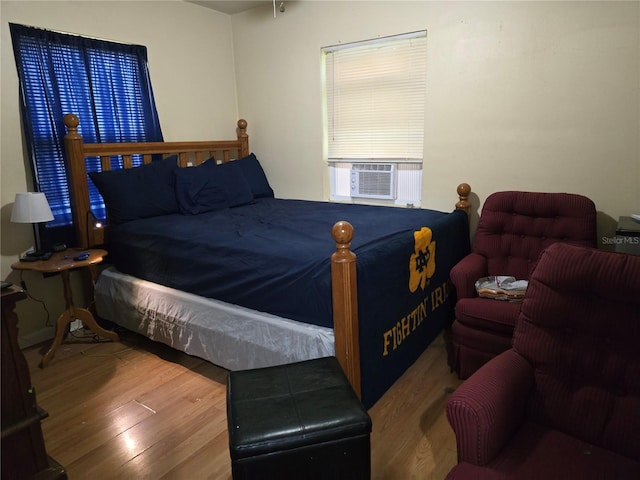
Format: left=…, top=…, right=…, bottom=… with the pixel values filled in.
left=226, top=356, right=372, bottom=480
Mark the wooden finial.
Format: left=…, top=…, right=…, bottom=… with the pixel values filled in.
left=237, top=119, right=249, bottom=157
left=63, top=113, right=80, bottom=138
left=456, top=183, right=471, bottom=215
left=332, top=221, right=354, bottom=249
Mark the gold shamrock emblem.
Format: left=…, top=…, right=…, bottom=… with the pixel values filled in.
left=409, top=227, right=436, bottom=292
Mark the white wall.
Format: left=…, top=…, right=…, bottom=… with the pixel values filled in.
left=0, top=1, right=238, bottom=344
left=230, top=0, right=639, bottom=236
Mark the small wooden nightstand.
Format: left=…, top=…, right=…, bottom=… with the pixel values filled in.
left=11, top=248, right=119, bottom=367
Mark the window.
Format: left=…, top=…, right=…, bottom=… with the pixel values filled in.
left=323, top=31, right=427, bottom=206
left=10, top=23, right=162, bottom=248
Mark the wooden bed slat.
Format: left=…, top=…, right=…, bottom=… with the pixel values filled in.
left=178, top=152, right=189, bottom=168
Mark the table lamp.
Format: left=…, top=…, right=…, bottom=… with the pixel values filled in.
left=11, top=192, right=54, bottom=255
left=11, top=192, right=54, bottom=224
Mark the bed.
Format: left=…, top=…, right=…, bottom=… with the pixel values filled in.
left=63, top=114, right=471, bottom=408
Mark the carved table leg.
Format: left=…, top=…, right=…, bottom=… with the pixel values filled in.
left=40, top=309, right=74, bottom=368
left=40, top=269, right=119, bottom=368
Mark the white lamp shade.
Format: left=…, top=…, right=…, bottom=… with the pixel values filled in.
left=11, top=192, right=54, bottom=223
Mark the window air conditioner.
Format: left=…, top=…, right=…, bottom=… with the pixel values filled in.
left=350, top=163, right=396, bottom=200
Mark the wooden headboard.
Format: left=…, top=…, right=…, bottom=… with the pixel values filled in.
left=63, top=113, right=249, bottom=248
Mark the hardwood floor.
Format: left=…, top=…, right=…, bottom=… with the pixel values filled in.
left=22, top=328, right=462, bottom=479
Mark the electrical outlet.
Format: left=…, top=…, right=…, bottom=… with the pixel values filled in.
left=70, top=319, right=83, bottom=332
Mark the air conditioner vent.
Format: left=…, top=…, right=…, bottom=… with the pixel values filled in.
left=350, top=163, right=396, bottom=200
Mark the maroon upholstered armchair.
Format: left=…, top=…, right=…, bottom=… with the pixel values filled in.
left=448, top=191, right=597, bottom=378
left=446, top=243, right=640, bottom=479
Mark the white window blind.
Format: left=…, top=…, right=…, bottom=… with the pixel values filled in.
left=324, top=31, right=427, bottom=161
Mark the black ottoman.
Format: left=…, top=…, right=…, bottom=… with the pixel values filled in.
left=226, top=356, right=372, bottom=480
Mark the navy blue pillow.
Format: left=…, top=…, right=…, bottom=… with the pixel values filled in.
left=88, top=155, right=179, bottom=225
left=174, top=160, right=254, bottom=215
left=234, top=153, right=274, bottom=198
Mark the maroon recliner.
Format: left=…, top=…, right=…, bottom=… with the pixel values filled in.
left=448, top=191, right=597, bottom=378
left=446, top=243, right=640, bottom=479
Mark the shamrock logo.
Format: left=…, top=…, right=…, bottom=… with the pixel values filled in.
left=409, top=227, right=436, bottom=292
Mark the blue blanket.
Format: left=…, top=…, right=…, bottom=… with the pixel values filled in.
left=108, top=198, right=469, bottom=406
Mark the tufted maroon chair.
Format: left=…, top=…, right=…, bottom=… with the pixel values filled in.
left=446, top=243, right=640, bottom=479
left=448, top=191, right=597, bottom=378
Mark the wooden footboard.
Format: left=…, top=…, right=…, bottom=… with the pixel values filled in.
left=63, top=114, right=471, bottom=399
left=331, top=183, right=471, bottom=398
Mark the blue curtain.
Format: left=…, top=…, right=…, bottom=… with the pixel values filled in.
left=10, top=23, right=163, bottom=248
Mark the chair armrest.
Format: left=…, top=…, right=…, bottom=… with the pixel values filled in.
left=450, top=253, right=487, bottom=299
left=446, top=349, right=534, bottom=466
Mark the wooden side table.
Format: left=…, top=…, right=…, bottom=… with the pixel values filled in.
left=11, top=248, right=119, bottom=367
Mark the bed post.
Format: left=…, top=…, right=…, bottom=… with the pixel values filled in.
left=455, top=183, right=472, bottom=216
left=63, top=114, right=91, bottom=248
left=330, top=221, right=362, bottom=399
left=237, top=119, right=249, bottom=158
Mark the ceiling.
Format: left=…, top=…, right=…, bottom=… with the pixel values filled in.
left=187, top=1, right=272, bottom=15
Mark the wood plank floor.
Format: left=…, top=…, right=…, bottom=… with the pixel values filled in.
left=23, top=329, right=462, bottom=479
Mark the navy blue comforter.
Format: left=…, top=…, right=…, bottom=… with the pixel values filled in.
left=108, top=198, right=469, bottom=406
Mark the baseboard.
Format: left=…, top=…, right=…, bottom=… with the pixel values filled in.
left=18, top=326, right=55, bottom=349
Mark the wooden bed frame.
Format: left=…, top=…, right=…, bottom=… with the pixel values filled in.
left=63, top=113, right=471, bottom=398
